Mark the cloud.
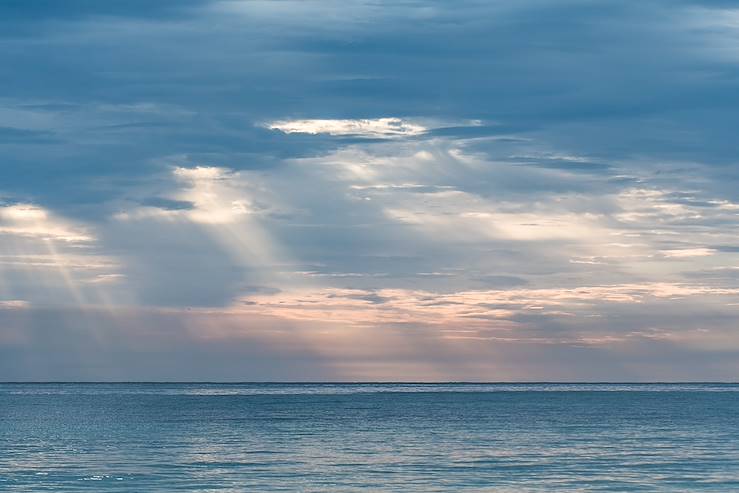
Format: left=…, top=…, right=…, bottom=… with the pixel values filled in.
left=660, top=247, right=717, bottom=258
left=116, top=166, right=255, bottom=224
left=108, top=165, right=297, bottom=306
left=267, top=118, right=427, bottom=138
left=2, top=0, right=739, bottom=379
left=2, top=294, right=738, bottom=381
left=235, top=282, right=739, bottom=329
left=0, top=203, right=127, bottom=307
left=0, top=300, right=30, bottom=309
left=0, top=204, right=93, bottom=242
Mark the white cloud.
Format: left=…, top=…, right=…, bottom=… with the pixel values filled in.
left=0, top=204, right=93, bottom=242
left=660, top=248, right=716, bottom=258
left=0, top=300, right=30, bottom=309
left=267, top=118, right=427, bottom=138
left=172, top=166, right=254, bottom=225
left=115, top=166, right=256, bottom=225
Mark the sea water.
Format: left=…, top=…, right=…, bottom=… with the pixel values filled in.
left=0, top=383, right=737, bottom=491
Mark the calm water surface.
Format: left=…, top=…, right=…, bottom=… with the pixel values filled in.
left=1, top=383, right=738, bottom=491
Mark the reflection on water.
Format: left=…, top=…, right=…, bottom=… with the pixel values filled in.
left=1, top=384, right=738, bottom=491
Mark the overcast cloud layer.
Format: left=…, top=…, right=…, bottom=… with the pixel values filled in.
left=1, top=0, right=739, bottom=381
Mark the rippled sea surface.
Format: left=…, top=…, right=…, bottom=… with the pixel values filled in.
left=1, top=383, right=738, bottom=492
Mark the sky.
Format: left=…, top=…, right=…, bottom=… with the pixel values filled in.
left=1, top=0, right=739, bottom=381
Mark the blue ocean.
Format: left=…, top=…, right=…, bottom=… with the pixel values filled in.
left=1, top=383, right=738, bottom=491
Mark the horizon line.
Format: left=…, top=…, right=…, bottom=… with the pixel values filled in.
left=1, top=381, right=737, bottom=385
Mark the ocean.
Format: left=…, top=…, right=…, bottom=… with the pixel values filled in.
left=1, top=383, right=738, bottom=491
